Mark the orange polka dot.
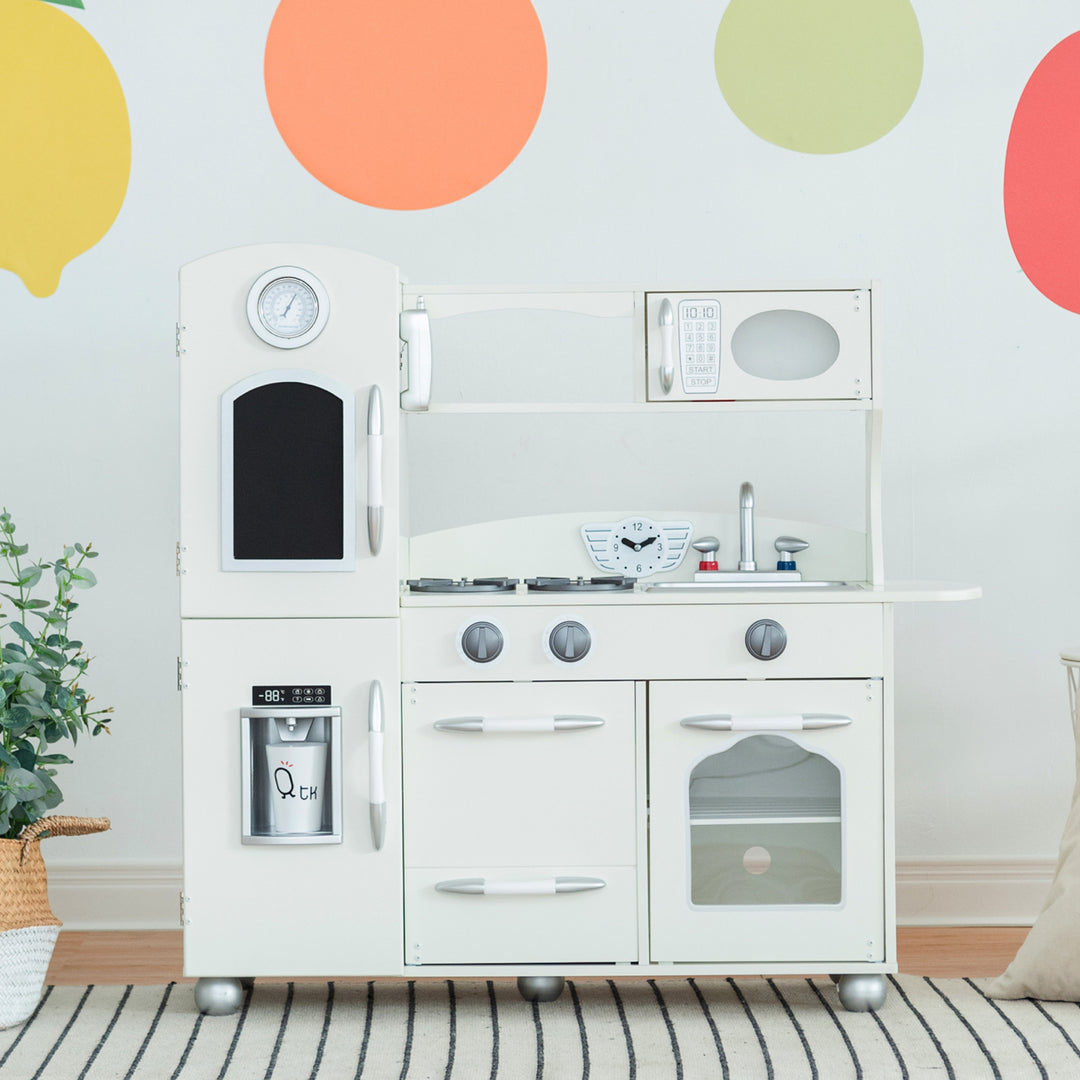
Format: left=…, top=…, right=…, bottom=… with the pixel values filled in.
left=265, top=0, right=547, bottom=210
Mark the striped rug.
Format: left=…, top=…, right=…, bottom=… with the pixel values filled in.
left=1, top=975, right=1078, bottom=1079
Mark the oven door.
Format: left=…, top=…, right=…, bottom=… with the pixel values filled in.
left=648, top=678, right=884, bottom=965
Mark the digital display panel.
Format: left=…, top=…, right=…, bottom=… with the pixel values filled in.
left=252, top=685, right=331, bottom=707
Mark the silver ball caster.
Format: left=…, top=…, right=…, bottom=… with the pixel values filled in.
left=835, top=973, right=887, bottom=1012
left=193, top=977, right=245, bottom=1016
left=516, top=976, right=565, bottom=1002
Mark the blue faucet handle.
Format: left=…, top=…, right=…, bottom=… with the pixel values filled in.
left=774, top=535, right=809, bottom=571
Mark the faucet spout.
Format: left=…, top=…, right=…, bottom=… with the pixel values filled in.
left=738, top=482, right=756, bottom=571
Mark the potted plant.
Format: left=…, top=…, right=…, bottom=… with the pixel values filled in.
left=0, top=509, right=112, bottom=1028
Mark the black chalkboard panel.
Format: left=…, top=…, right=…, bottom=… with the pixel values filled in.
left=232, top=381, right=344, bottom=561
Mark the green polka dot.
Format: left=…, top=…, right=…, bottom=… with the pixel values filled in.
left=715, top=0, right=923, bottom=154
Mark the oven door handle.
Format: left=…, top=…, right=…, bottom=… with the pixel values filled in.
left=434, top=716, right=605, bottom=733
left=435, top=876, right=607, bottom=895
left=681, top=714, right=852, bottom=731
left=368, top=680, right=385, bottom=850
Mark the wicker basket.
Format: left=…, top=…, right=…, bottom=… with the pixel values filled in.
left=0, top=815, right=110, bottom=1029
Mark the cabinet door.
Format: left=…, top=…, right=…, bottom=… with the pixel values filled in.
left=648, top=679, right=884, bottom=964
left=402, top=681, right=636, bottom=868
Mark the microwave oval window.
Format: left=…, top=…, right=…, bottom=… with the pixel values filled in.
left=731, top=310, right=841, bottom=381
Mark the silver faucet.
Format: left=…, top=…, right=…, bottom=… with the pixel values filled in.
left=738, top=482, right=756, bottom=571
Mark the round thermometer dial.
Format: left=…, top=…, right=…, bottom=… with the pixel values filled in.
left=246, top=266, right=330, bottom=349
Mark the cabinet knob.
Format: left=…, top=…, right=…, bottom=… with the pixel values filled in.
left=745, top=619, right=787, bottom=661
left=461, top=621, right=504, bottom=663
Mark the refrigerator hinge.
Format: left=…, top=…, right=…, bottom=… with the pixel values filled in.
left=180, top=891, right=190, bottom=927
left=175, top=322, right=186, bottom=359
left=175, top=541, right=181, bottom=576
left=177, top=657, right=187, bottom=692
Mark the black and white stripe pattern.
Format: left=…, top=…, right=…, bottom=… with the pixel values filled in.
left=2, top=976, right=1078, bottom=1079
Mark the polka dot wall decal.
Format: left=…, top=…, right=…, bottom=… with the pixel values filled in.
left=714, top=0, right=923, bottom=154
left=264, top=0, right=547, bottom=210
left=1004, top=32, right=1080, bottom=314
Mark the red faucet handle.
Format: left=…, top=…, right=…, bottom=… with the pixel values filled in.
left=692, top=536, right=719, bottom=573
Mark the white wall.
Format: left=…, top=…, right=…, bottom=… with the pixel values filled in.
left=5, top=1, right=1079, bottom=926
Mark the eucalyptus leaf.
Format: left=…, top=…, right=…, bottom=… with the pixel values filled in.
left=6, top=768, right=46, bottom=802
left=36, top=771, right=62, bottom=809
left=16, top=566, right=42, bottom=589
left=70, top=568, right=97, bottom=590
left=10, top=622, right=35, bottom=645
left=5, top=705, right=32, bottom=730
left=0, top=746, right=19, bottom=768
left=37, top=754, right=72, bottom=765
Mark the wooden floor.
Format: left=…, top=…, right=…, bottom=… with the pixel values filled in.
left=44, top=927, right=1029, bottom=986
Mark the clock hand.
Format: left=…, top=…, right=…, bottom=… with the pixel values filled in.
left=620, top=535, right=658, bottom=552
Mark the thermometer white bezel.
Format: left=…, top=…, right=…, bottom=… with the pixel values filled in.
left=246, top=265, right=330, bottom=349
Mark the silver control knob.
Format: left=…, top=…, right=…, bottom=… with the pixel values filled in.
left=549, top=620, right=591, bottom=663
left=745, top=619, right=787, bottom=661
left=461, top=622, right=504, bottom=663
left=692, top=536, right=720, bottom=557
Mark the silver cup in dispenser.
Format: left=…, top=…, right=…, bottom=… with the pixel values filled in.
left=241, top=700, right=343, bottom=844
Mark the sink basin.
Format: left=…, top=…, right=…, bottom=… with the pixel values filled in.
left=645, top=580, right=861, bottom=592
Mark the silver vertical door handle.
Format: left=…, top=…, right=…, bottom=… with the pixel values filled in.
left=366, top=386, right=383, bottom=555
left=368, top=680, right=385, bottom=850
left=658, top=298, right=675, bottom=395
left=680, top=714, right=852, bottom=731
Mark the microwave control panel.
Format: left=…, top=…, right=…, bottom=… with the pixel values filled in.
left=676, top=298, right=721, bottom=394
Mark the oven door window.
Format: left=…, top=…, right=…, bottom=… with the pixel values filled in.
left=688, top=734, right=842, bottom=907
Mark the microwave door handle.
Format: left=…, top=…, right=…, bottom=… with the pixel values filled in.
left=680, top=714, right=852, bottom=731
left=658, top=298, right=675, bottom=395
left=368, top=680, right=385, bottom=850
left=366, top=386, right=383, bottom=556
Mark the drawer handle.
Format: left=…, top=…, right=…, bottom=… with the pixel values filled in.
left=435, top=876, right=607, bottom=895
left=681, top=714, right=852, bottom=731
left=434, top=716, right=605, bottom=733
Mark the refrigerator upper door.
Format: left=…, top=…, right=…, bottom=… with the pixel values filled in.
left=179, top=244, right=401, bottom=617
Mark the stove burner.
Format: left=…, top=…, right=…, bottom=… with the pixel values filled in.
left=407, top=577, right=519, bottom=594
left=525, top=575, right=637, bottom=593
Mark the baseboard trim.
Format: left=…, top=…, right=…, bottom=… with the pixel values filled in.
left=896, top=857, right=1053, bottom=926
left=42, top=858, right=1054, bottom=930
left=46, top=862, right=183, bottom=931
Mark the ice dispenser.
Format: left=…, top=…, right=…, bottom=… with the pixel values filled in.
left=241, top=699, right=342, bottom=844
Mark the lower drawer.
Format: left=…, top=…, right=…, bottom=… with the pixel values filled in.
left=405, top=866, right=638, bottom=965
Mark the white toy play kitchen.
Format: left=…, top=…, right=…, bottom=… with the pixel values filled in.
left=176, top=245, right=976, bottom=1016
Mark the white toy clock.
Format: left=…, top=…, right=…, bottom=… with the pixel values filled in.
left=581, top=516, right=693, bottom=577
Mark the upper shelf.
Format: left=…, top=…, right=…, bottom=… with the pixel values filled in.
left=399, top=283, right=878, bottom=413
